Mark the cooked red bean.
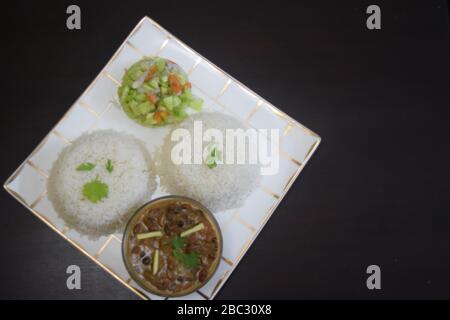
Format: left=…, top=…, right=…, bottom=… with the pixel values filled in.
left=131, top=246, right=140, bottom=255
left=142, top=256, right=151, bottom=265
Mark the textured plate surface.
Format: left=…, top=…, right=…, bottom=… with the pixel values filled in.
left=4, top=16, right=320, bottom=300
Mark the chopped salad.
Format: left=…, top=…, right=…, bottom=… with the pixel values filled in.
left=118, top=57, right=203, bottom=126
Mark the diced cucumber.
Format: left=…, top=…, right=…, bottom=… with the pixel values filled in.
left=141, top=83, right=153, bottom=92
left=149, top=79, right=159, bottom=89
left=130, top=68, right=144, bottom=81
left=133, top=92, right=146, bottom=102
left=138, top=101, right=154, bottom=115
left=139, top=59, right=151, bottom=70
left=130, top=103, right=141, bottom=116
left=173, top=105, right=188, bottom=119
left=122, top=104, right=133, bottom=117
left=160, top=86, right=169, bottom=95
left=189, top=98, right=203, bottom=111
left=176, top=73, right=186, bottom=85
left=144, top=112, right=156, bottom=125
left=120, top=86, right=130, bottom=103
left=162, top=95, right=181, bottom=110
left=155, top=59, right=166, bottom=72
left=180, top=91, right=193, bottom=102
left=128, top=99, right=139, bottom=109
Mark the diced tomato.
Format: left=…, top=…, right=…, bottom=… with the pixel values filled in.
left=168, top=74, right=182, bottom=94
left=144, top=65, right=158, bottom=81
left=153, top=112, right=162, bottom=124
left=146, top=93, right=158, bottom=104
left=153, top=111, right=170, bottom=124
left=159, top=111, right=170, bottom=119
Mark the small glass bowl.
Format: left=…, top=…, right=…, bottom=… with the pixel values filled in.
left=122, top=195, right=223, bottom=297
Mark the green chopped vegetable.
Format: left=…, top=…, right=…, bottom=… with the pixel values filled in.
left=172, top=105, right=188, bottom=120
left=190, top=98, right=203, bottom=111
left=176, top=250, right=198, bottom=269
left=82, top=178, right=108, bottom=203
left=180, top=223, right=205, bottom=237
left=172, top=246, right=185, bottom=261
left=206, top=152, right=217, bottom=169
left=148, top=79, right=159, bottom=89
left=119, top=86, right=129, bottom=104
left=162, top=95, right=181, bottom=110
left=205, top=143, right=222, bottom=169
left=171, top=236, right=199, bottom=269
left=134, top=92, right=146, bottom=102
left=172, top=235, right=185, bottom=250
left=137, top=101, right=154, bottom=115
left=137, top=231, right=163, bottom=240
left=76, top=162, right=96, bottom=171
left=176, top=73, right=187, bottom=85
left=155, top=58, right=166, bottom=72
left=117, top=57, right=202, bottom=127
left=106, top=159, right=114, bottom=173
left=160, top=84, right=169, bottom=95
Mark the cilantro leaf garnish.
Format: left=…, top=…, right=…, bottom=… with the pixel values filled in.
left=82, top=178, right=109, bottom=203
left=182, top=251, right=199, bottom=268
left=207, top=160, right=217, bottom=169
left=173, top=245, right=185, bottom=261
left=205, top=144, right=221, bottom=169
left=172, top=235, right=185, bottom=250
left=106, top=159, right=114, bottom=173
left=171, top=236, right=199, bottom=269
left=76, top=162, right=96, bottom=171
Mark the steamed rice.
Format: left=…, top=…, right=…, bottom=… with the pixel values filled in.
left=48, top=130, right=155, bottom=238
left=157, top=113, right=261, bottom=212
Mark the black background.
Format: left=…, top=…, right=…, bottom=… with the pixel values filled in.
left=1, top=0, right=449, bottom=299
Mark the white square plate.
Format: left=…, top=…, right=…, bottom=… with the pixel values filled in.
left=4, top=17, right=320, bottom=300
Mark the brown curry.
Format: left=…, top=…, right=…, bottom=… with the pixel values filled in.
left=123, top=197, right=222, bottom=296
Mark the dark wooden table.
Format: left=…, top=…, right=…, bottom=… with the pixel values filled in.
left=1, top=0, right=449, bottom=299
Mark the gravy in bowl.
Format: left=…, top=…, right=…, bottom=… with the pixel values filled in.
left=122, top=196, right=222, bottom=297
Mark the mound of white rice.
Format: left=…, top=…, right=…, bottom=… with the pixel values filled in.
left=48, top=130, right=155, bottom=238
left=158, top=113, right=261, bottom=212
